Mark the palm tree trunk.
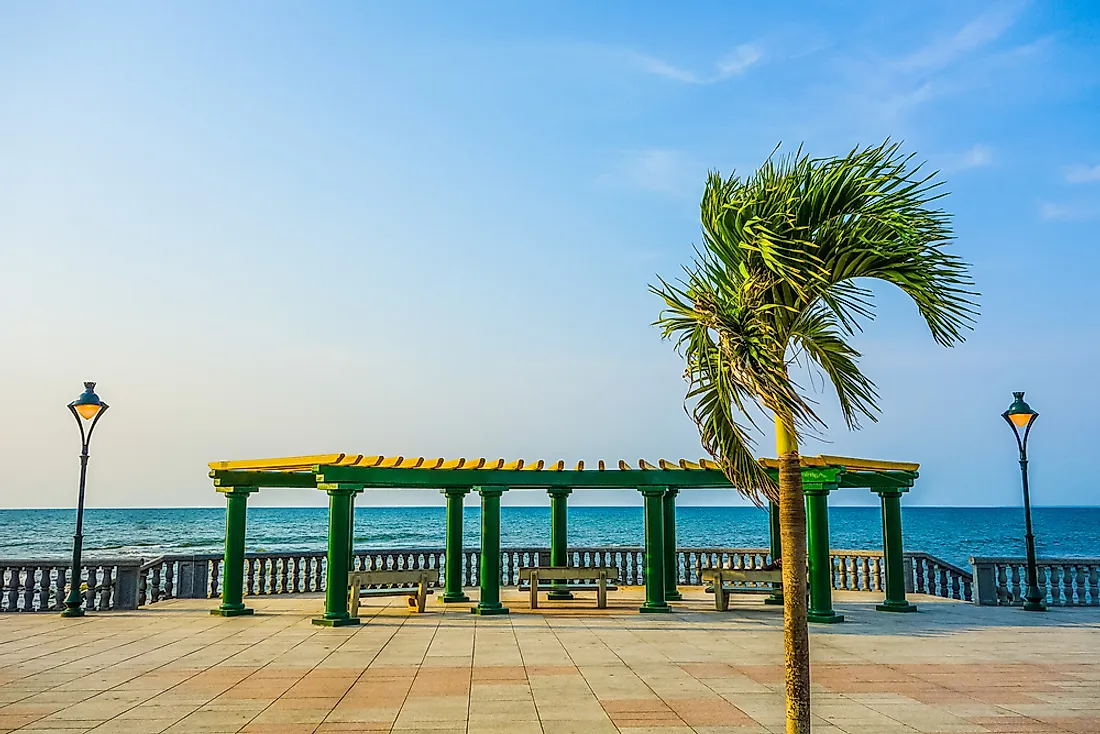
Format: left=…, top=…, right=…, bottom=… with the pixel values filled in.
left=776, top=414, right=811, bottom=734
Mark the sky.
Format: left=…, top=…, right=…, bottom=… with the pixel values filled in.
left=1, top=2, right=1099, bottom=509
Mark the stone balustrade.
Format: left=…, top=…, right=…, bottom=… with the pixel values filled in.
left=0, top=559, right=140, bottom=612
left=972, top=557, right=1100, bottom=606
left=1, top=547, right=984, bottom=612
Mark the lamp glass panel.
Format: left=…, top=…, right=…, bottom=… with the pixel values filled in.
left=75, top=403, right=102, bottom=420
left=1008, top=412, right=1033, bottom=428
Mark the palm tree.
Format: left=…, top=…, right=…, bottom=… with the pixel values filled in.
left=653, top=141, right=977, bottom=733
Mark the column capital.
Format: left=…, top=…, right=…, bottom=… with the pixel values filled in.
left=474, top=485, right=508, bottom=497
left=869, top=486, right=909, bottom=498
left=440, top=487, right=472, bottom=498
left=318, top=483, right=363, bottom=495
left=638, top=486, right=668, bottom=498
left=802, top=482, right=839, bottom=496
left=547, top=487, right=572, bottom=498
left=664, top=487, right=680, bottom=498
left=216, top=486, right=259, bottom=497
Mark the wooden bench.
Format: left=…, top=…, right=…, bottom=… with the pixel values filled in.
left=699, top=567, right=782, bottom=611
left=517, top=567, right=618, bottom=609
left=348, top=569, right=439, bottom=616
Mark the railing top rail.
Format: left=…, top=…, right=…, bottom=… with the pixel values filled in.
left=971, top=556, right=1100, bottom=565
left=0, top=558, right=143, bottom=568
left=906, top=553, right=973, bottom=578
left=833, top=549, right=884, bottom=556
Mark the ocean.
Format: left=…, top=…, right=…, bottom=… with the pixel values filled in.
left=1, top=507, right=1098, bottom=569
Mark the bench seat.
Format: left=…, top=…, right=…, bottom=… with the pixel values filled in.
left=348, top=569, right=440, bottom=616
left=699, top=568, right=782, bottom=611
left=517, top=567, right=618, bottom=609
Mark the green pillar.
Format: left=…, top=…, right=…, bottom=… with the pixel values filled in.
left=313, top=485, right=361, bottom=627
left=875, top=488, right=917, bottom=612
left=547, top=488, right=574, bottom=600
left=805, top=483, right=843, bottom=623
left=639, top=487, right=671, bottom=613
left=663, top=488, right=682, bottom=601
left=764, top=501, right=784, bottom=606
left=212, top=487, right=255, bottom=617
left=441, top=487, right=471, bottom=602
left=472, top=486, right=509, bottom=615
left=348, top=495, right=356, bottom=572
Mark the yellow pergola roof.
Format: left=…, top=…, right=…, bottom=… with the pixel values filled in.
left=208, top=453, right=918, bottom=474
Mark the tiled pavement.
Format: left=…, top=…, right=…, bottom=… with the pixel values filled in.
left=1, top=588, right=1098, bottom=733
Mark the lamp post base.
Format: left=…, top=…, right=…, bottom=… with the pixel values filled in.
left=60, top=606, right=85, bottom=618
left=471, top=604, right=510, bottom=616
left=211, top=607, right=254, bottom=617
left=1023, top=600, right=1047, bottom=612
left=638, top=603, right=672, bottom=613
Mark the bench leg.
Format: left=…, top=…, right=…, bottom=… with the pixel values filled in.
left=716, top=585, right=729, bottom=612
left=417, top=581, right=427, bottom=613
left=530, top=573, right=538, bottom=610
left=598, top=576, right=607, bottom=609
left=349, top=585, right=360, bottom=618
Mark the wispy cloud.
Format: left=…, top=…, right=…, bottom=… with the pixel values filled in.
left=941, top=144, right=993, bottom=171
left=1040, top=202, right=1097, bottom=221
left=898, top=2, right=1027, bottom=73
left=620, top=44, right=762, bottom=85
left=1065, top=164, right=1100, bottom=184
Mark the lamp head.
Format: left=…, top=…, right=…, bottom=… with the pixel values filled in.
left=70, top=382, right=104, bottom=421
left=1003, top=391, right=1037, bottom=429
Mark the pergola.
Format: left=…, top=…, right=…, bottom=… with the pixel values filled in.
left=208, top=453, right=920, bottom=626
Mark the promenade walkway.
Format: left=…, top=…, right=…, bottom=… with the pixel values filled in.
left=1, top=589, right=1097, bottom=733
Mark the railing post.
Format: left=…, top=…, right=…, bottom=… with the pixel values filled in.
left=114, top=562, right=139, bottom=610
left=472, top=486, right=509, bottom=615
left=972, top=558, right=999, bottom=605
left=638, top=487, right=671, bottom=613
left=547, top=488, right=574, bottom=600
left=177, top=558, right=210, bottom=599
left=805, top=482, right=843, bottom=623
left=440, top=487, right=471, bottom=603
left=873, top=488, right=917, bottom=612
left=313, top=484, right=361, bottom=627
left=211, top=487, right=256, bottom=617
left=764, top=501, right=784, bottom=605
left=662, top=488, right=682, bottom=602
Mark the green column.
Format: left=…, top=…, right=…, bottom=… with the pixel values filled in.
left=547, top=488, right=574, bottom=600
left=212, top=487, right=255, bottom=617
left=805, top=483, right=843, bottom=623
left=639, top=487, right=671, bottom=613
left=313, top=485, right=361, bottom=627
left=472, top=486, right=509, bottom=615
left=764, top=500, right=784, bottom=605
left=348, top=496, right=356, bottom=572
left=663, top=488, right=682, bottom=601
left=441, top=487, right=471, bottom=602
left=875, top=488, right=917, bottom=612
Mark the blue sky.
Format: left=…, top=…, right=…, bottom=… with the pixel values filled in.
left=1, top=2, right=1099, bottom=508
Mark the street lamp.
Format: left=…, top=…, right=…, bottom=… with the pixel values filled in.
left=1002, top=391, right=1045, bottom=612
left=61, top=382, right=109, bottom=618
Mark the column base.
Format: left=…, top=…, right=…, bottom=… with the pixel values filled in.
left=312, top=616, right=360, bottom=627
left=876, top=600, right=917, bottom=613
left=664, top=590, right=683, bottom=601
left=1023, top=601, right=1047, bottom=612
left=763, top=593, right=784, bottom=606
left=440, top=593, right=471, bottom=603
left=210, top=606, right=254, bottom=617
left=547, top=589, right=575, bottom=601
left=807, top=610, right=844, bottom=623
left=639, top=603, right=672, bottom=614
left=60, top=606, right=85, bottom=618
left=471, top=604, right=510, bottom=616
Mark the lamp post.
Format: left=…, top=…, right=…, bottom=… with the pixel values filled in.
left=1002, top=391, right=1045, bottom=612
left=61, top=382, right=109, bottom=618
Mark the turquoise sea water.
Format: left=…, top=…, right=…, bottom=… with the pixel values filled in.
left=1, top=507, right=1098, bottom=569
